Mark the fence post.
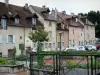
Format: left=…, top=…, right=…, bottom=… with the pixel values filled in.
left=56, top=54, right=59, bottom=75
left=87, top=56, right=89, bottom=75
left=30, top=54, right=32, bottom=75
left=91, top=56, right=93, bottom=75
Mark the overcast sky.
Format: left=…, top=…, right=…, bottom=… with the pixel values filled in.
left=0, top=0, right=100, bottom=15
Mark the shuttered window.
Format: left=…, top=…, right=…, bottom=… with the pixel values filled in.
left=6, top=35, right=15, bottom=43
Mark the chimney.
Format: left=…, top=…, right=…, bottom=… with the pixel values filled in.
left=51, top=8, right=57, bottom=19
left=24, top=3, right=28, bottom=9
left=62, top=11, right=66, bottom=15
left=42, top=5, right=46, bottom=8
left=5, top=0, right=9, bottom=6
left=78, top=14, right=82, bottom=18
left=71, top=13, right=74, bottom=17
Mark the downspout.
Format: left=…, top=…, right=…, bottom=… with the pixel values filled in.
left=84, top=25, right=85, bottom=45
left=68, top=29, right=69, bottom=48
left=24, top=23, right=26, bottom=52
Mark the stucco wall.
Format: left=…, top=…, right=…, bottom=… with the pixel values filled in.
left=0, top=26, right=24, bottom=56
left=84, top=25, right=95, bottom=44
left=0, top=26, right=33, bottom=56
left=68, top=26, right=84, bottom=46
left=57, top=30, right=69, bottom=49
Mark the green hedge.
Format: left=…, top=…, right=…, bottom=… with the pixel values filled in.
left=40, top=51, right=100, bottom=55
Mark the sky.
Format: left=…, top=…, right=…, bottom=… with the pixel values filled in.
left=0, top=0, right=100, bottom=15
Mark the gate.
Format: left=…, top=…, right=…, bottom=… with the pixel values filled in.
left=29, top=52, right=100, bottom=75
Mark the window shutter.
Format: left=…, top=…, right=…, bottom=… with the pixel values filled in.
left=6, top=35, right=8, bottom=43
left=13, top=35, right=15, bottom=43
left=0, top=36, right=2, bottom=44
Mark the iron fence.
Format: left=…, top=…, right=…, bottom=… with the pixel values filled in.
left=29, top=53, right=100, bottom=75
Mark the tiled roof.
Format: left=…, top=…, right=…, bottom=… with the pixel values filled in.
left=58, top=12, right=84, bottom=27
left=30, top=5, right=57, bottom=21
left=79, top=17, right=94, bottom=26
left=0, top=2, right=43, bottom=28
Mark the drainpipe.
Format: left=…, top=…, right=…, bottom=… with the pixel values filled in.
left=68, top=30, right=69, bottom=48
left=24, top=23, right=26, bottom=53
left=83, top=28, right=85, bottom=46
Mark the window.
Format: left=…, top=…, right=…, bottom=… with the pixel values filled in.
left=86, top=26, right=88, bottom=30
left=49, top=21, right=52, bottom=26
left=7, top=35, right=15, bottom=43
left=1, top=17, right=6, bottom=30
left=15, top=18, right=19, bottom=23
left=69, top=40, right=71, bottom=45
left=8, top=35, right=13, bottom=43
left=61, top=24, right=64, bottom=29
left=0, top=35, right=2, bottom=44
left=81, top=28, right=83, bottom=31
left=75, top=18, right=78, bottom=22
left=53, top=43, right=55, bottom=48
left=45, top=43, right=48, bottom=48
left=32, top=18, right=36, bottom=25
left=79, top=41, right=80, bottom=45
left=58, top=42, right=60, bottom=48
left=48, top=31, right=52, bottom=37
left=73, top=39, right=75, bottom=44
left=61, top=32, right=64, bottom=40
left=81, top=42, right=83, bottom=45
left=34, top=43, right=36, bottom=48
left=73, top=29, right=74, bottom=34
left=62, top=42, right=64, bottom=47
left=81, top=33, right=82, bottom=36
left=49, top=43, right=52, bottom=48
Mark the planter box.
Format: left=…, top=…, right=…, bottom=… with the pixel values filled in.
left=0, top=64, right=27, bottom=75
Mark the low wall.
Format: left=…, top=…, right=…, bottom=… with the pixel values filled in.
left=0, top=65, right=27, bottom=75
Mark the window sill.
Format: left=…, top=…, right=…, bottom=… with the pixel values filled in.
left=7, top=42, right=15, bottom=44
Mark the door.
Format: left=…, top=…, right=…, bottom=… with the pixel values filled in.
left=8, top=49, right=13, bottom=58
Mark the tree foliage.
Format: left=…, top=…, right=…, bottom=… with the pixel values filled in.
left=28, top=29, right=49, bottom=43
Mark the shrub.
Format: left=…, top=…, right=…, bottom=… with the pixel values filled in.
left=16, top=55, right=29, bottom=61
left=0, top=58, right=14, bottom=65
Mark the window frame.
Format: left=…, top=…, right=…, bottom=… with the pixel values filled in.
left=32, top=18, right=36, bottom=25
left=1, top=16, right=7, bottom=30
left=8, top=35, right=13, bottom=43
left=15, top=18, right=19, bottom=24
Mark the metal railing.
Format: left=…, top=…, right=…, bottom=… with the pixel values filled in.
left=29, top=53, right=100, bottom=75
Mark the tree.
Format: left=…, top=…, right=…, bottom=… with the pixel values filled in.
left=12, top=46, right=16, bottom=65
left=19, top=43, right=25, bottom=55
left=28, top=29, right=49, bottom=52
left=28, top=29, right=49, bottom=67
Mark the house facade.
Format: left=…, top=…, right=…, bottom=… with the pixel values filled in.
left=0, top=2, right=43, bottom=56
left=29, top=5, right=57, bottom=50
left=78, top=16, right=95, bottom=45
left=57, top=11, right=69, bottom=49
left=58, top=12, right=84, bottom=47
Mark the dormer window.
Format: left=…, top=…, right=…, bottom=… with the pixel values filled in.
left=15, top=18, right=19, bottom=24
left=14, top=14, right=20, bottom=24
left=1, top=16, right=7, bottom=30
left=32, top=18, right=36, bottom=25
left=75, top=18, right=78, bottom=22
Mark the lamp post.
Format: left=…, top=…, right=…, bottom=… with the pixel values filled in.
left=59, top=32, right=62, bottom=51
